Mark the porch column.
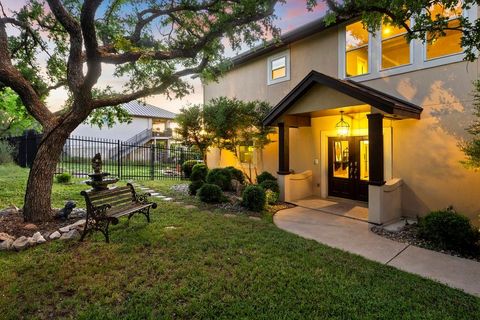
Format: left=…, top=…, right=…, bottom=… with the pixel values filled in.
left=277, top=122, right=290, bottom=175
left=367, top=113, right=385, bottom=186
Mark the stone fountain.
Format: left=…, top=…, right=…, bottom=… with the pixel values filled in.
left=85, top=153, right=119, bottom=191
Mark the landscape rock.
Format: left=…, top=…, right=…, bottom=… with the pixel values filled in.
left=32, top=232, right=46, bottom=244
left=231, top=179, right=245, bottom=196
left=69, top=208, right=87, bottom=219
left=23, top=223, right=38, bottom=231
left=12, top=236, right=31, bottom=251
left=223, top=213, right=236, bottom=218
left=49, top=231, right=61, bottom=240
left=248, top=216, right=261, bottom=221
left=0, top=239, right=13, bottom=251
left=60, top=219, right=86, bottom=233
left=59, top=229, right=80, bottom=241
left=0, top=232, right=15, bottom=242
left=0, top=206, right=19, bottom=217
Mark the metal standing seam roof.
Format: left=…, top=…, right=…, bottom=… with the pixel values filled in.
left=121, top=101, right=177, bottom=119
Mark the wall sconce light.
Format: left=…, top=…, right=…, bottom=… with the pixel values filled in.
left=336, top=111, right=350, bottom=136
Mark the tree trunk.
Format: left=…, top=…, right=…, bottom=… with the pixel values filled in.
left=23, top=127, right=71, bottom=222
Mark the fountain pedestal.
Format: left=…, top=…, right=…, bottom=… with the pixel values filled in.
left=85, top=154, right=119, bottom=192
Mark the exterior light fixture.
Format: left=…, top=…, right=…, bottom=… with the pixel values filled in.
left=336, top=111, right=350, bottom=136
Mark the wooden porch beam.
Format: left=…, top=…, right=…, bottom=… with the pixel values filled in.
left=278, top=123, right=290, bottom=175
left=367, top=113, right=385, bottom=186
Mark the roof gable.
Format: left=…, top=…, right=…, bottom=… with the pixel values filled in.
left=263, top=71, right=423, bottom=125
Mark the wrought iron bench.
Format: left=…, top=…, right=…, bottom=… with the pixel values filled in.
left=80, top=183, right=157, bottom=243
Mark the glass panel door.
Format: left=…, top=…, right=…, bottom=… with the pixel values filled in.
left=359, top=139, right=369, bottom=181
left=333, top=140, right=349, bottom=178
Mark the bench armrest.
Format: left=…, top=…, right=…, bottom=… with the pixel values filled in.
left=90, top=203, right=112, bottom=219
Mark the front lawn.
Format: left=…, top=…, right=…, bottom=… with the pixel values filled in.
left=0, top=164, right=479, bottom=319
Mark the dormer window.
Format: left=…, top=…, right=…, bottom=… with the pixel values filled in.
left=267, top=50, right=290, bottom=85
left=345, top=21, right=369, bottom=77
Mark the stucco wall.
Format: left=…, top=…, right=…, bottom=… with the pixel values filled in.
left=72, top=117, right=152, bottom=141
left=203, top=24, right=480, bottom=224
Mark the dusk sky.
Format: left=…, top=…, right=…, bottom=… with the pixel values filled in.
left=2, top=0, right=327, bottom=113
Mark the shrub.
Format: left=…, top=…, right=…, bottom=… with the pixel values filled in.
left=191, top=163, right=208, bottom=182
left=418, top=210, right=480, bottom=254
left=198, top=183, right=223, bottom=203
left=0, top=140, right=14, bottom=164
left=182, top=160, right=201, bottom=179
left=265, top=189, right=280, bottom=205
left=260, top=179, right=280, bottom=193
left=189, top=180, right=204, bottom=196
left=206, top=168, right=232, bottom=191
left=225, top=166, right=245, bottom=184
left=242, top=185, right=266, bottom=212
left=56, top=172, right=72, bottom=184
left=256, top=171, right=276, bottom=184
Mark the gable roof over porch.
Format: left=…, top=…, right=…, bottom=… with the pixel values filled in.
left=263, top=71, right=423, bottom=126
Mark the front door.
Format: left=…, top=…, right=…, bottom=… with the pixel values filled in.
left=328, top=136, right=369, bottom=202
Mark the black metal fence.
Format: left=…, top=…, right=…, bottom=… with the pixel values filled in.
left=5, top=132, right=202, bottom=180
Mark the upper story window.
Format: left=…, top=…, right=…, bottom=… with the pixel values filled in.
left=426, top=3, right=463, bottom=60
left=345, top=21, right=369, bottom=77
left=339, top=2, right=476, bottom=81
left=239, top=145, right=254, bottom=164
left=267, top=50, right=290, bottom=85
left=381, top=21, right=411, bottom=69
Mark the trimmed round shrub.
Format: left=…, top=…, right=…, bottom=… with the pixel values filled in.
left=198, top=183, right=223, bottom=203
left=189, top=180, right=204, bottom=196
left=56, top=172, right=72, bottom=184
left=242, top=185, right=266, bottom=212
left=182, top=160, right=201, bottom=179
left=191, top=164, right=208, bottom=182
left=265, top=189, right=280, bottom=205
left=256, top=171, right=276, bottom=184
left=260, top=179, right=280, bottom=193
left=206, top=168, right=232, bottom=191
left=225, top=166, right=245, bottom=184
left=418, top=210, right=480, bottom=254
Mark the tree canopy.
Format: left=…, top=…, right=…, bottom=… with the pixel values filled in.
left=0, top=88, right=40, bottom=137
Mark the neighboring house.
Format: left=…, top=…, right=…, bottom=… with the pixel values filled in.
left=204, top=4, right=480, bottom=225
left=72, top=100, right=177, bottom=146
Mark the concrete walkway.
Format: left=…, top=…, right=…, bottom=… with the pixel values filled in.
left=274, top=206, right=480, bottom=297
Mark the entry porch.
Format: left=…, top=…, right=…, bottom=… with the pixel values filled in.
left=263, top=71, right=423, bottom=225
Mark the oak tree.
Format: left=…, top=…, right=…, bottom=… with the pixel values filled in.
left=0, top=0, right=280, bottom=222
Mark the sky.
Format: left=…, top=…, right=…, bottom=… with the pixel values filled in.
left=1, top=0, right=327, bottom=114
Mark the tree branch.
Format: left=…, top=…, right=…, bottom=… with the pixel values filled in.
left=46, top=0, right=84, bottom=94
left=0, top=22, right=53, bottom=126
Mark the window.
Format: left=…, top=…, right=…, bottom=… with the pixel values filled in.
left=267, top=50, right=290, bottom=85
left=381, top=21, right=410, bottom=69
left=426, top=3, right=463, bottom=60
left=239, top=145, right=254, bottom=164
left=345, top=21, right=369, bottom=77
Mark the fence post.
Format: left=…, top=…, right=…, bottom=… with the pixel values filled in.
left=150, top=144, right=155, bottom=180
left=117, top=140, right=121, bottom=179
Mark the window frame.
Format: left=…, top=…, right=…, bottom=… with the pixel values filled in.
left=380, top=20, right=413, bottom=71
left=267, top=50, right=291, bottom=85
left=424, top=5, right=464, bottom=62
left=238, top=144, right=255, bottom=164
left=345, top=21, right=371, bottom=77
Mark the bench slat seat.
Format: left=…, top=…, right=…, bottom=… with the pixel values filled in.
left=80, top=183, right=157, bottom=243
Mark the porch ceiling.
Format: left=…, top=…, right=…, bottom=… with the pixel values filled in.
left=263, top=71, right=423, bottom=126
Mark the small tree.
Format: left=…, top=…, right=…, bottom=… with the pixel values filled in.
left=175, top=105, right=212, bottom=162
left=461, top=80, right=480, bottom=169
left=203, top=97, right=275, bottom=182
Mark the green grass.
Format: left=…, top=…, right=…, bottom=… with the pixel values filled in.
left=0, top=165, right=479, bottom=319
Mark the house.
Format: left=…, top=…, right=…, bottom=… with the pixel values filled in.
left=203, top=4, right=480, bottom=225
left=72, top=100, right=177, bottom=147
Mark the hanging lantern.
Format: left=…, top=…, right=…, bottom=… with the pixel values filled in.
left=336, top=111, right=350, bottom=136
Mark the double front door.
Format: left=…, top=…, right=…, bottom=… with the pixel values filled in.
left=328, top=136, right=369, bottom=202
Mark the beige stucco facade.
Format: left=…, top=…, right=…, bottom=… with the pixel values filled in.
left=204, top=23, right=480, bottom=226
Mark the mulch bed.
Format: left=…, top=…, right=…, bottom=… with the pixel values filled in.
left=0, top=207, right=85, bottom=239
left=371, top=223, right=480, bottom=262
